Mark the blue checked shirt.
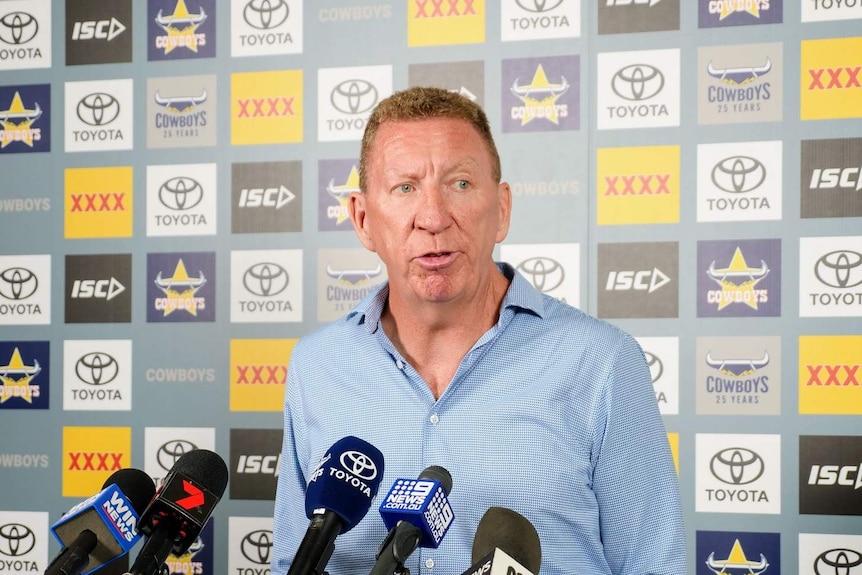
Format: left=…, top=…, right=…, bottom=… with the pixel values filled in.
left=272, top=263, right=686, bottom=575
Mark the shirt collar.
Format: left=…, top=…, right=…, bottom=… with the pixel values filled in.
left=346, top=261, right=546, bottom=333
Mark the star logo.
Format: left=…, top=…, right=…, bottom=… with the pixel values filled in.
left=707, top=247, right=770, bottom=310
left=0, top=91, right=41, bottom=148
left=705, top=539, right=769, bottom=574
left=154, top=258, right=207, bottom=316
left=510, top=64, right=569, bottom=125
left=719, top=3, right=761, bottom=20
left=155, top=0, right=208, bottom=54
left=0, top=347, right=41, bottom=403
left=326, top=165, right=360, bottom=225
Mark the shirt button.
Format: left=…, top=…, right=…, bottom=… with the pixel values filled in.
left=425, top=559, right=435, bottom=569
left=429, top=414, right=439, bottom=424
left=396, top=359, right=404, bottom=370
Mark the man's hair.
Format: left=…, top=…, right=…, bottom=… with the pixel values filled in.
left=359, top=86, right=502, bottom=191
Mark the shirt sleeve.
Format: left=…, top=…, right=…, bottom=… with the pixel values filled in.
left=271, top=355, right=311, bottom=575
left=591, top=333, right=687, bottom=575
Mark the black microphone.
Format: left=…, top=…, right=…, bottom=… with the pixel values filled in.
left=370, top=465, right=454, bottom=575
left=46, top=468, right=156, bottom=575
left=125, top=449, right=229, bottom=575
left=287, top=436, right=386, bottom=575
left=461, top=507, right=541, bottom=575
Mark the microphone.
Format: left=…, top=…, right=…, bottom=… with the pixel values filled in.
left=126, top=449, right=229, bottom=575
left=462, top=507, right=541, bottom=575
left=46, top=468, right=156, bottom=575
left=287, top=436, right=386, bottom=575
left=370, top=465, right=454, bottom=575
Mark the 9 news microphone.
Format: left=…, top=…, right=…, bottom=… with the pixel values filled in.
left=125, top=449, right=229, bottom=575
left=287, top=436, right=385, bottom=575
left=46, top=468, right=156, bottom=575
left=369, top=465, right=454, bottom=575
left=461, top=507, right=541, bottom=575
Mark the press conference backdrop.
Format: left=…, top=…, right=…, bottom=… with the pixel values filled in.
left=0, top=0, right=860, bottom=573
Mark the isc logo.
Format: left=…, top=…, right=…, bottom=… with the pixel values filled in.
left=605, top=269, right=671, bottom=293
left=238, top=185, right=295, bottom=209
left=71, top=18, right=126, bottom=42
left=809, top=167, right=862, bottom=191
left=236, top=454, right=280, bottom=476
left=808, top=463, right=862, bottom=489
left=71, top=278, right=126, bottom=301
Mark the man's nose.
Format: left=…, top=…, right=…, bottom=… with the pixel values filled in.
left=414, top=186, right=453, bottom=233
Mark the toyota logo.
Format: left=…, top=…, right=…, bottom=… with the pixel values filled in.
left=611, top=64, right=664, bottom=101
left=240, top=530, right=273, bottom=565
left=0, top=12, right=38, bottom=45
left=709, top=447, right=764, bottom=485
left=711, top=156, right=766, bottom=194
left=243, top=0, right=289, bottom=30
left=159, top=176, right=204, bottom=211
left=331, top=80, right=378, bottom=115
left=76, top=352, right=119, bottom=386
left=76, top=93, right=121, bottom=127
left=516, top=257, right=564, bottom=293
left=814, top=548, right=862, bottom=575
left=644, top=351, right=663, bottom=384
left=157, top=440, right=199, bottom=472
left=814, top=250, right=862, bottom=289
left=0, top=267, right=38, bottom=300
left=0, top=523, right=35, bottom=557
left=243, top=263, right=289, bottom=297
left=340, top=450, right=378, bottom=480
left=515, top=0, right=565, bottom=12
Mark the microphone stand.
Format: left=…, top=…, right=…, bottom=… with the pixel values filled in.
left=369, top=522, right=422, bottom=575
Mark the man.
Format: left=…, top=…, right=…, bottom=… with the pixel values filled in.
left=272, top=87, right=686, bottom=575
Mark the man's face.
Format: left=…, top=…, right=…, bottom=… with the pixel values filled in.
left=348, top=117, right=511, bottom=305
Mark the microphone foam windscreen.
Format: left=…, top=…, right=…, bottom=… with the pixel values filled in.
left=102, top=468, right=156, bottom=513
left=172, top=449, right=230, bottom=497
left=305, top=435, right=385, bottom=533
left=472, top=507, right=541, bottom=574
left=419, top=465, right=452, bottom=494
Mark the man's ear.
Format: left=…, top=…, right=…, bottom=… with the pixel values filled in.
left=348, top=192, right=376, bottom=252
left=495, top=181, right=512, bottom=243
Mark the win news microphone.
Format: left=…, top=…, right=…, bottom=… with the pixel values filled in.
left=370, top=465, right=454, bottom=575
left=287, top=436, right=386, bottom=575
left=461, top=507, right=541, bottom=575
left=125, top=449, right=229, bottom=575
left=46, top=468, right=156, bottom=575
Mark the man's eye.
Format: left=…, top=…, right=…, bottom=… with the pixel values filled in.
left=455, top=180, right=469, bottom=190
left=397, top=184, right=413, bottom=193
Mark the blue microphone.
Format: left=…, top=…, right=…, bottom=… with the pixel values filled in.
left=46, top=468, right=156, bottom=575
left=370, top=465, right=454, bottom=575
left=288, top=436, right=386, bottom=575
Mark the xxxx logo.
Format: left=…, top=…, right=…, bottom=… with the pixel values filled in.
left=68, top=452, right=123, bottom=470
left=235, top=365, right=286, bottom=384
left=414, top=0, right=477, bottom=18
left=604, top=174, right=670, bottom=195
left=806, top=364, right=860, bottom=386
left=70, top=193, right=126, bottom=212
left=237, top=97, right=294, bottom=118
left=808, top=67, right=862, bottom=90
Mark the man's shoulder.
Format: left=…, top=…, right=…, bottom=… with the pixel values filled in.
left=534, top=293, right=634, bottom=347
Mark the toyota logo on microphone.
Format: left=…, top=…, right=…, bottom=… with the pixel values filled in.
left=709, top=447, right=764, bottom=485
left=331, top=80, right=378, bottom=115
left=0, top=523, right=35, bottom=557
left=814, top=548, right=862, bottom=575
left=158, top=439, right=199, bottom=472
left=340, top=450, right=378, bottom=481
left=611, top=64, right=664, bottom=101
left=75, top=352, right=119, bottom=386
left=76, top=93, right=121, bottom=126
left=516, top=257, right=565, bottom=293
left=711, top=156, right=766, bottom=194
left=243, top=0, right=289, bottom=30
left=515, top=0, right=565, bottom=12
left=0, top=267, right=38, bottom=301
left=814, top=250, right=862, bottom=289
left=243, top=262, right=289, bottom=297
left=240, top=530, right=273, bottom=565
left=159, top=176, right=204, bottom=211
left=0, top=12, right=38, bottom=45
